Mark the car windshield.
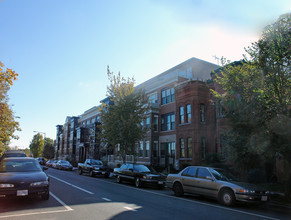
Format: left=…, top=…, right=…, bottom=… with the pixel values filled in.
left=210, top=168, right=239, bottom=181
left=5, top=154, right=26, bottom=157
left=0, top=160, right=42, bottom=172
left=91, top=160, right=103, bottom=165
left=133, top=165, right=151, bottom=173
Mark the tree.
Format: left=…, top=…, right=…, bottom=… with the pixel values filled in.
left=99, top=66, right=149, bottom=163
left=29, top=133, right=44, bottom=158
left=213, top=13, right=291, bottom=197
left=0, top=61, right=20, bottom=153
left=42, top=137, right=55, bottom=159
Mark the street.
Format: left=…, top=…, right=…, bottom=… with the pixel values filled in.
left=0, top=168, right=290, bottom=220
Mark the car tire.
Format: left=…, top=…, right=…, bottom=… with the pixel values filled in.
left=219, top=188, right=235, bottom=206
left=89, top=170, right=95, bottom=177
left=135, top=177, right=142, bottom=188
left=78, top=168, right=83, bottom=175
left=116, top=175, right=122, bottom=183
left=41, top=192, right=50, bottom=200
left=173, top=182, right=184, bottom=197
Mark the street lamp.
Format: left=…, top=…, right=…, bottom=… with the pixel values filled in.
left=33, top=131, right=46, bottom=139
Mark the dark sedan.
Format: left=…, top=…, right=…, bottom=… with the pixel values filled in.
left=115, top=163, right=166, bottom=188
left=0, top=157, right=49, bottom=200
left=56, top=160, right=73, bottom=171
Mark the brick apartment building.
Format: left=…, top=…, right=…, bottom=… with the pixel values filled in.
left=55, top=57, right=227, bottom=170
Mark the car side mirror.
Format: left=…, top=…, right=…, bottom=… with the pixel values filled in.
left=43, top=167, right=48, bottom=171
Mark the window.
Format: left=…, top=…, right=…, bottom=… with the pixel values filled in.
left=161, top=113, right=175, bottom=131
left=200, top=104, right=205, bottom=122
left=161, top=88, right=175, bottom=105
left=139, top=141, right=143, bottom=157
left=91, top=117, right=95, bottom=124
left=186, top=104, right=191, bottom=123
left=187, top=138, right=192, bottom=158
left=148, top=93, right=158, bottom=104
left=182, top=167, right=197, bottom=177
left=97, top=115, right=101, bottom=123
left=146, top=117, right=150, bottom=129
left=180, top=138, right=185, bottom=158
left=145, top=141, right=150, bottom=157
left=179, top=106, right=184, bottom=124
left=168, top=142, right=176, bottom=158
left=153, top=115, right=158, bottom=131
left=197, top=168, right=212, bottom=179
left=87, top=119, right=90, bottom=126
left=201, top=137, right=206, bottom=160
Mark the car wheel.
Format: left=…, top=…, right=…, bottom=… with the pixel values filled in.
left=135, top=177, right=142, bottom=188
left=116, top=175, right=122, bottom=183
left=173, top=182, right=184, bottom=197
left=219, top=188, right=235, bottom=206
left=41, top=192, right=50, bottom=200
left=78, top=168, right=83, bottom=175
left=89, top=170, right=95, bottom=177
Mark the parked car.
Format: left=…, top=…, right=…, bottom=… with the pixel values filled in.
left=115, top=163, right=166, bottom=188
left=166, top=166, right=269, bottom=206
left=0, top=157, right=49, bottom=200
left=56, top=160, right=73, bottom=171
left=45, top=160, right=54, bottom=167
left=36, top=157, right=46, bottom=165
left=78, top=159, right=110, bottom=177
left=0, top=150, right=26, bottom=161
left=52, top=160, right=58, bottom=169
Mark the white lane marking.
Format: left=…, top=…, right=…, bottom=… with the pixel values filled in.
left=0, top=192, right=73, bottom=219
left=96, top=178, right=279, bottom=220
left=49, top=175, right=94, bottom=195
left=50, top=192, right=73, bottom=211
left=102, top=197, right=112, bottom=202
left=124, top=206, right=138, bottom=212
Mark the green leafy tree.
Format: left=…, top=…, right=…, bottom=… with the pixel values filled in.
left=213, top=13, right=291, bottom=197
left=42, top=137, right=55, bottom=159
left=0, top=61, right=20, bottom=153
left=99, top=66, right=149, bottom=163
left=29, top=133, right=44, bottom=158
left=23, top=148, right=31, bottom=157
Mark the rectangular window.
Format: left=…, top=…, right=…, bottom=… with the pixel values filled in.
left=97, top=115, right=101, bottom=123
left=201, top=137, right=206, bottom=160
left=153, top=115, right=158, bottom=131
left=161, top=88, right=175, bottom=105
left=186, top=104, right=191, bottom=123
left=168, top=142, right=176, bottom=158
left=139, top=141, right=144, bottom=157
left=200, top=104, right=205, bottom=122
left=148, top=93, right=158, bottom=104
left=180, top=138, right=185, bottom=158
left=91, top=117, right=95, bottom=124
left=145, top=141, right=150, bottom=157
left=161, top=113, right=175, bottom=131
left=146, top=117, right=150, bottom=129
left=187, top=138, right=192, bottom=158
left=179, top=106, right=184, bottom=124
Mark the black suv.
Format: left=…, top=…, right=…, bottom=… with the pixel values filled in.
left=115, top=163, right=166, bottom=188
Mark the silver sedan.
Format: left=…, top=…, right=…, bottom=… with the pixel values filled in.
left=166, top=166, right=269, bottom=206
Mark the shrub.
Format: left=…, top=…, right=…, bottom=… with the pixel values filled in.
left=247, top=168, right=267, bottom=184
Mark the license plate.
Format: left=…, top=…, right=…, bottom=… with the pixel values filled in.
left=158, top=181, right=163, bottom=184
left=17, top=190, right=28, bottom=196
left=261, top=196, right=267, bottom=201
left=102, top=172, right=105, bottom=174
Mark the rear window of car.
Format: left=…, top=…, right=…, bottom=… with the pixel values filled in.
left=4, top=154, right=26, bottom=158
left=0, top=160, right=42, bottom=172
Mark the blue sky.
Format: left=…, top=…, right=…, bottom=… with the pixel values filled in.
left=1, top=0, right=290, bottom=149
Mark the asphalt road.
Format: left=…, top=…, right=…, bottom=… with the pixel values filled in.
left=0, top=168, right=290, bottom=220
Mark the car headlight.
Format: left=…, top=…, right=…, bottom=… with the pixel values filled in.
left=0, top=184, right=14, bottom=188
left=30, top=181, right=49, bottom=187
left=239, top=189, right=255, bottom=194
left=143, top=175, right=152, bottom=179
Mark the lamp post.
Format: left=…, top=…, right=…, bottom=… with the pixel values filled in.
left=33, top=131, right=46, bottom=139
